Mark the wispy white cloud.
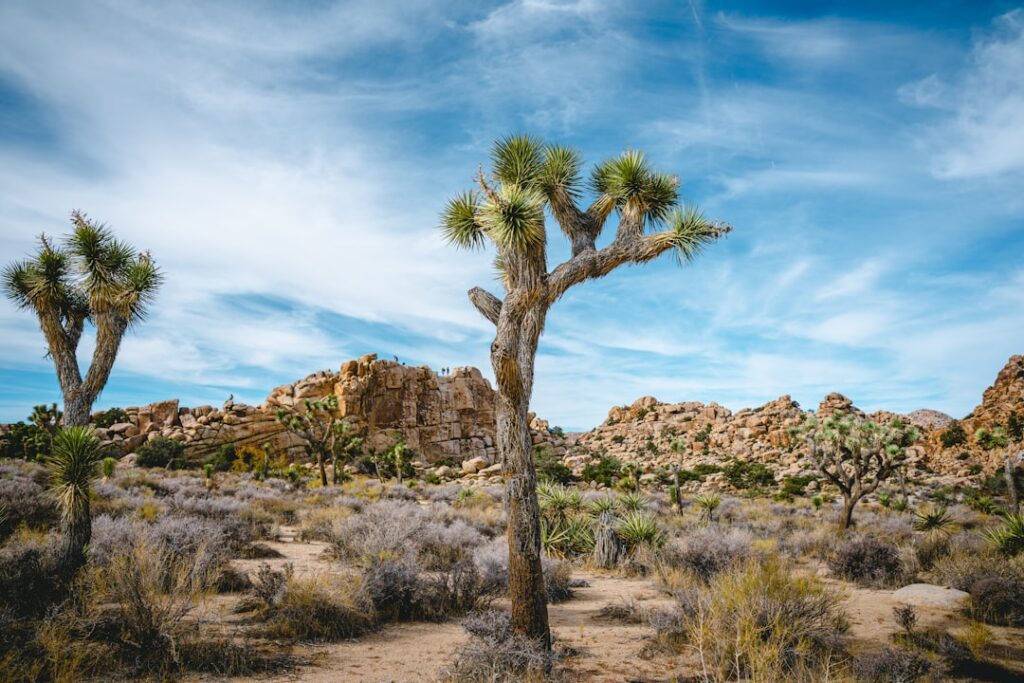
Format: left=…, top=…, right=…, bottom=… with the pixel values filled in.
left=901, top=9, right=1024, bottom=179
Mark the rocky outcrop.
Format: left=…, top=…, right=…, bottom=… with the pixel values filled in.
left=91, top=354, right=503, bottom=464
left=928, top=355, right=1024, bottom=473
left=69, top=353, right=1023, bottom=487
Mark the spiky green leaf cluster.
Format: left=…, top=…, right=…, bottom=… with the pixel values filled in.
left=591, top=150, right=679, bottom=225
left=3, top=212, right=162, bottom=326
left=478, top=184, right=546, bottom=250
left=47, top=427, right=104, bottom=525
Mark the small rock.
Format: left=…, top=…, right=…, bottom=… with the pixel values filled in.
left=892, top=584, right=970, bottom=610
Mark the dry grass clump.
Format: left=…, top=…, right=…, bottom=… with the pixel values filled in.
left=259, top=570, right=375, bottom=641
left=658, top=527, right=754, bottom=583
left=658, top=556, right=849, bottom=682
left=440, top=610, right=556, bottom=683
left=828, top=536, right=906, bottom=587
left=853, top=646, right=935, bottom=682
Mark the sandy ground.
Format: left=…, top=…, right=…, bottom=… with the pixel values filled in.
left=199, top=530, right=1024, bottom=683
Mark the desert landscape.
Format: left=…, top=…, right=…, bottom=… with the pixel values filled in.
left=2, top=2, right=1024, bottom=682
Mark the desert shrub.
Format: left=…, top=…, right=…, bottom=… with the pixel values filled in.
left=854, top=646, right=935, bottom=682
left=829, top=537, right=904, bottom=587
left=298, top=506, right=348, bottom=542
left=135, top=437, right=188, bottom=469
left=473, top=540, right=573, bottom=604
left=97, top=538, right=218, bottom=670
left=0, top=421, right=50, bottom=460
left=931, top=548, right=1023, bottom=591
left=939, top=420, right=967, bottom=448
left=205, top=444, right=236, bottom=472
left=580, top=454, right=621, bottom=487
left=534, top=446, right=573, bottom=484
left=0, top=533, right=63, bottom=618
left=777, top=475, right=815, bottom=501
left=660, top=528, right=752, bottom=582
left=969, top=576, right=1024, bottom=626
left=0, top=475, right=55, bottom=529
left=441, top=610, right=554, bottom=683
left=670, top=557, right=848, bottom=681
left=260, top=571, right=374, bottom=641
left=360, top=557, right=429, bottom=621
left=723, top=460, right=775, bottom=490
left=331, top=500, right=429, bottom=564
left=93, top=408, right=128, bottom=429
left=419, top=518, right=485, bottom=570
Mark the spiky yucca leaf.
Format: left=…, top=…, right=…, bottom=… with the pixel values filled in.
left=118, top=254, right=163, bottom=324
left=618, top=491, right=649, bottom=512
left=479, top=185, right=545, bottom=250
left=587, top=495, right=619, bottom=517
left=441, top=191, right=484, bottom=249
left=984, top=513, right=1024, bottom=557
left=651, top=206, right=723, bottom=264
left=615, top=511, right=664, bottom=549
left=491, top=134, right=544, bottom=188
left=540, top=145, right=582, bottom=198
left=912, top=505, right=954, bottom=535
left=48, top=426, right=104, bottom=527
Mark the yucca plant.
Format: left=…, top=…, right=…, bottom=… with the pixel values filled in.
left=587, top=495, right=619, bottom=517
left=694, top=493, right=722, bottom=524
left=618, top=491, right=650, bottom=513
left=48, top=426, right=105, bottom=572
left=101, top=456, right=117, bottom=479
left=3, top=213, right=162, bottom=426
left=615, top=511, right=665, bottom=553
left=441, top=134, right=729, bottom=647
left=619, top=461, right=642, bottom=491
left=892, top=497, right=910, bottom=513
left=538, top=483, right=582, bottom=526
left=913, top=505, right=955, bottom=535
left=541, top=517, right=595, bottom=558
left=983, top=513, right=1024, bottom=557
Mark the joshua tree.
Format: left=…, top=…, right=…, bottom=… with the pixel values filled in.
left=3, top=212, right=162, bottom=426
left=30, top=403, right=63, bottom=447
left=275, top=395, right=340, bottom=487
left=48, top=426, right=105, bottom=573
left=795, top=414, right=918, bottom=530
left=441, top=135, right=729, bottom=647
left=385, top=440, right=410, bottom=486
left=331, top=419, right=363, bottom=485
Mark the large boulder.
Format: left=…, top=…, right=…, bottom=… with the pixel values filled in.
left=892, top=584, right=970, bottom=610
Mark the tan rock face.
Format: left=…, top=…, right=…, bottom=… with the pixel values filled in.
left=91, top=354, right=503, bottom=464
left=928, top=354, right=1024, bottom=472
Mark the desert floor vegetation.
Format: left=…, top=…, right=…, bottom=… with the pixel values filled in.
left=1, top=450, right=1024, bottom=682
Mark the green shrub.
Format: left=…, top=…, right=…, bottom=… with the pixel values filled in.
left=581, top=454, right=621, bottom=487
left=940, top=420, right=967, bottom=448
left=93, top=407, right=128, bottom=429
left=777, top=475, right=815, bottom=501
left=534, top=446, right=573, bottom=484
left=135, top=437, right=188, bottom=469
left=983, top=513, right=1024, bottom=557
left=724, top=460, right=775, bottom=490
left=0, top=421, right=49, bottom=460
left=206, top=444, right=236, bottom=472
left=101, top=457, right=117, bottom=479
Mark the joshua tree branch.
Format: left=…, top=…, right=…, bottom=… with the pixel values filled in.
left=468, top=287, right=502, bottom=325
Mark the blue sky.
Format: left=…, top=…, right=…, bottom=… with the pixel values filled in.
left=1, top=1, right=1022, bottom=430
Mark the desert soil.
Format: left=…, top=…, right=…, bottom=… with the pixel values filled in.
left=196, top=529, right=1024, bottom=683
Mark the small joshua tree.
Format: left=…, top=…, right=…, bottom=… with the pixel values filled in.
left=620, top=461, right=642, bottom=491
left=385, top=440, right=411, bottom=486
left=48, top=426, right=105, bottom=573
left=3, top=212, right=162, bottom=426
left=442, top=135, right=729, bottom=647
left=794, top=414, right=918, bottom=530
left=331, top=419, right=363, bottom=485
left=275, top=395, right=340, bottom=487
left=30, top=403, right=62, bottom=449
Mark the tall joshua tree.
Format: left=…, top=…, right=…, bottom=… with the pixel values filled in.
left=275, top=395, right=339, bottom=487
left=3, top=212, right=162, bottom=426
left=441, top=135, right=730, bottom=648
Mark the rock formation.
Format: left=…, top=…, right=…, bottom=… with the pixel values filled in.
left=9, top=353, right=1017, bottom=490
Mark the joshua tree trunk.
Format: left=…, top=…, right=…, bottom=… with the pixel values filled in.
left=492, top=323, right=550, bottom=649
left=315, top=450, right=328, bottom=487
left=1005, top=455, right=1020, bottom=515
left=839, top=493, right=859, bottom=530
left=58, top=507, right=91, bottom=574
